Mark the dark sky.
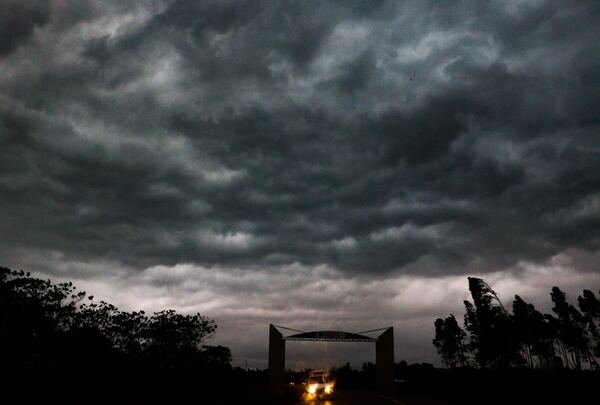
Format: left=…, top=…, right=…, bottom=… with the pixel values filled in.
left=1, top=0, right=600, bottom=368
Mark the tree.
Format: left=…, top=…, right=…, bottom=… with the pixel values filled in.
left=433, top=314, right=468, bottom=367
left=577, top=289, right=600, bottom=368
left=548, top=287, right=589, bottom=369
left=0, top=267, right=86, bottom=367
left=512, top=295, right=555, bottom=368
left=145, top=309, right=217, bottom=367
left=462, top=277, right=522, bottom=368
left=0, top=266, right=224, bottom=371
left=200, top=345, right=232, bottom=369
left=434, top=277, right=600, bottom=370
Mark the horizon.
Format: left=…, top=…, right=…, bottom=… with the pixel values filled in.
left=15, top=262, right=600, bottom=369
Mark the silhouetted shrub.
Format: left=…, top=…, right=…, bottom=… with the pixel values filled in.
left=433, top=277, right=600, bottom=370
left=0, top=266, right=236, bottom=403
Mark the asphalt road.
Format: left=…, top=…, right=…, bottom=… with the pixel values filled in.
left=294, top=389, right=456, bottom=405
left=295, top=389, right=406, bottom=405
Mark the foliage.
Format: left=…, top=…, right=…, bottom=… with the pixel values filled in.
left=433, top=314, right=468, bottom=367
left=578, top=290, right=600, bottom=358
left=434, top=277, right=600, bottom=370
left=0, top=266, right=224, bottom=371
left=512, top=295, right=554, bottom=367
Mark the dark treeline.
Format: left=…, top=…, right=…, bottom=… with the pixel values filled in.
left=1, top=267, right=228, bottom=369
left=433, top=277, right=600, bottom=370
left=0, top=266, right=280, bottom=404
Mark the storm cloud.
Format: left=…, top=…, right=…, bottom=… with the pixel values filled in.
left=1, top=0, right=600, bottom=366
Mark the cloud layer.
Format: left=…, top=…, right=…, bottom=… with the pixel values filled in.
left=1, top=0, right=600, bottom=366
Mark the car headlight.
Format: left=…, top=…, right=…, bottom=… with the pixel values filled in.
left=325, top=384, right=332, bottom=394
left=308, top=384, right=317, bottom=394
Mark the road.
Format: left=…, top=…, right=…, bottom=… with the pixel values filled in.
left=296, top=389, right=404, bottom=405
left=294, top=389, right=455, bottom=405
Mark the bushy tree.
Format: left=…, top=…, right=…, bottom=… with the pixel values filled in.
left=433, top=314, right=468, bottom=367
left=578, top=289, right=600, bottom=365
left=548, top=287, right=589, bottom=369
left=0, top=266, right=226, bottom=371
left=462, top=277, right=522, bottom=368
left=145, top=309, right=217, bottom=368
left=512, top=295, right=555, bottom=368
left=434, top=278, right=600, bottom=370
left=0, top=267, right=86, bottom=367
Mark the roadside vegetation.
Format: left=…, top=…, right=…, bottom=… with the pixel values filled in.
left=427, top=276, right=600, bottom=404
left=0, top=266, right=274, bottom=404
left=433, top=277, right=600, bottom=369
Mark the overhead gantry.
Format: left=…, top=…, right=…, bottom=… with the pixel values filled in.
left=267, top=324, right=394, bottom=396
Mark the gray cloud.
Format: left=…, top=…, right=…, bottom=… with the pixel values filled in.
left=1, top=0, right=600, bottom=366
left=0, top=0, right=50, bottom=57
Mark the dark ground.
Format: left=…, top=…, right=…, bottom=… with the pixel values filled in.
left=294, top=388, right=452, bottom=405
left=4, top=367, right=599, bottom=404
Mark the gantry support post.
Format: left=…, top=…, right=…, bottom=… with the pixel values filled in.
left=376, top=327, right=394, bottom=393
left=268, top=324, right=285, bottom=396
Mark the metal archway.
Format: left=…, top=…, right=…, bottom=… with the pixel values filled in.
left=267, top=324, right=394, bottom=395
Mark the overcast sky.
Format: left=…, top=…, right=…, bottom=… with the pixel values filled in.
left=2, top=0, right=600, bottom=368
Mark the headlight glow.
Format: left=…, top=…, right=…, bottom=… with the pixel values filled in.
left=308, top=384, right=317, bottom=394
left=325, top=384, right=332, bottom=394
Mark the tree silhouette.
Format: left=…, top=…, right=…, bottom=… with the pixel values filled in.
left=548, top=287, right=590, bottom=369
left=463, top=277, right=521, bottom=368
left=145, top=309, right=216, bottom=368
left=435, top=277, right=600, bottom=370
left=433, top=314, right=468, bottom=367
left=0, top=267, right=86, bottom=368
left=512, top=295, right=555, bottom=368
left=0, top=266, right=226, bottom=372
left=578, top=289, right=600, bottom=366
